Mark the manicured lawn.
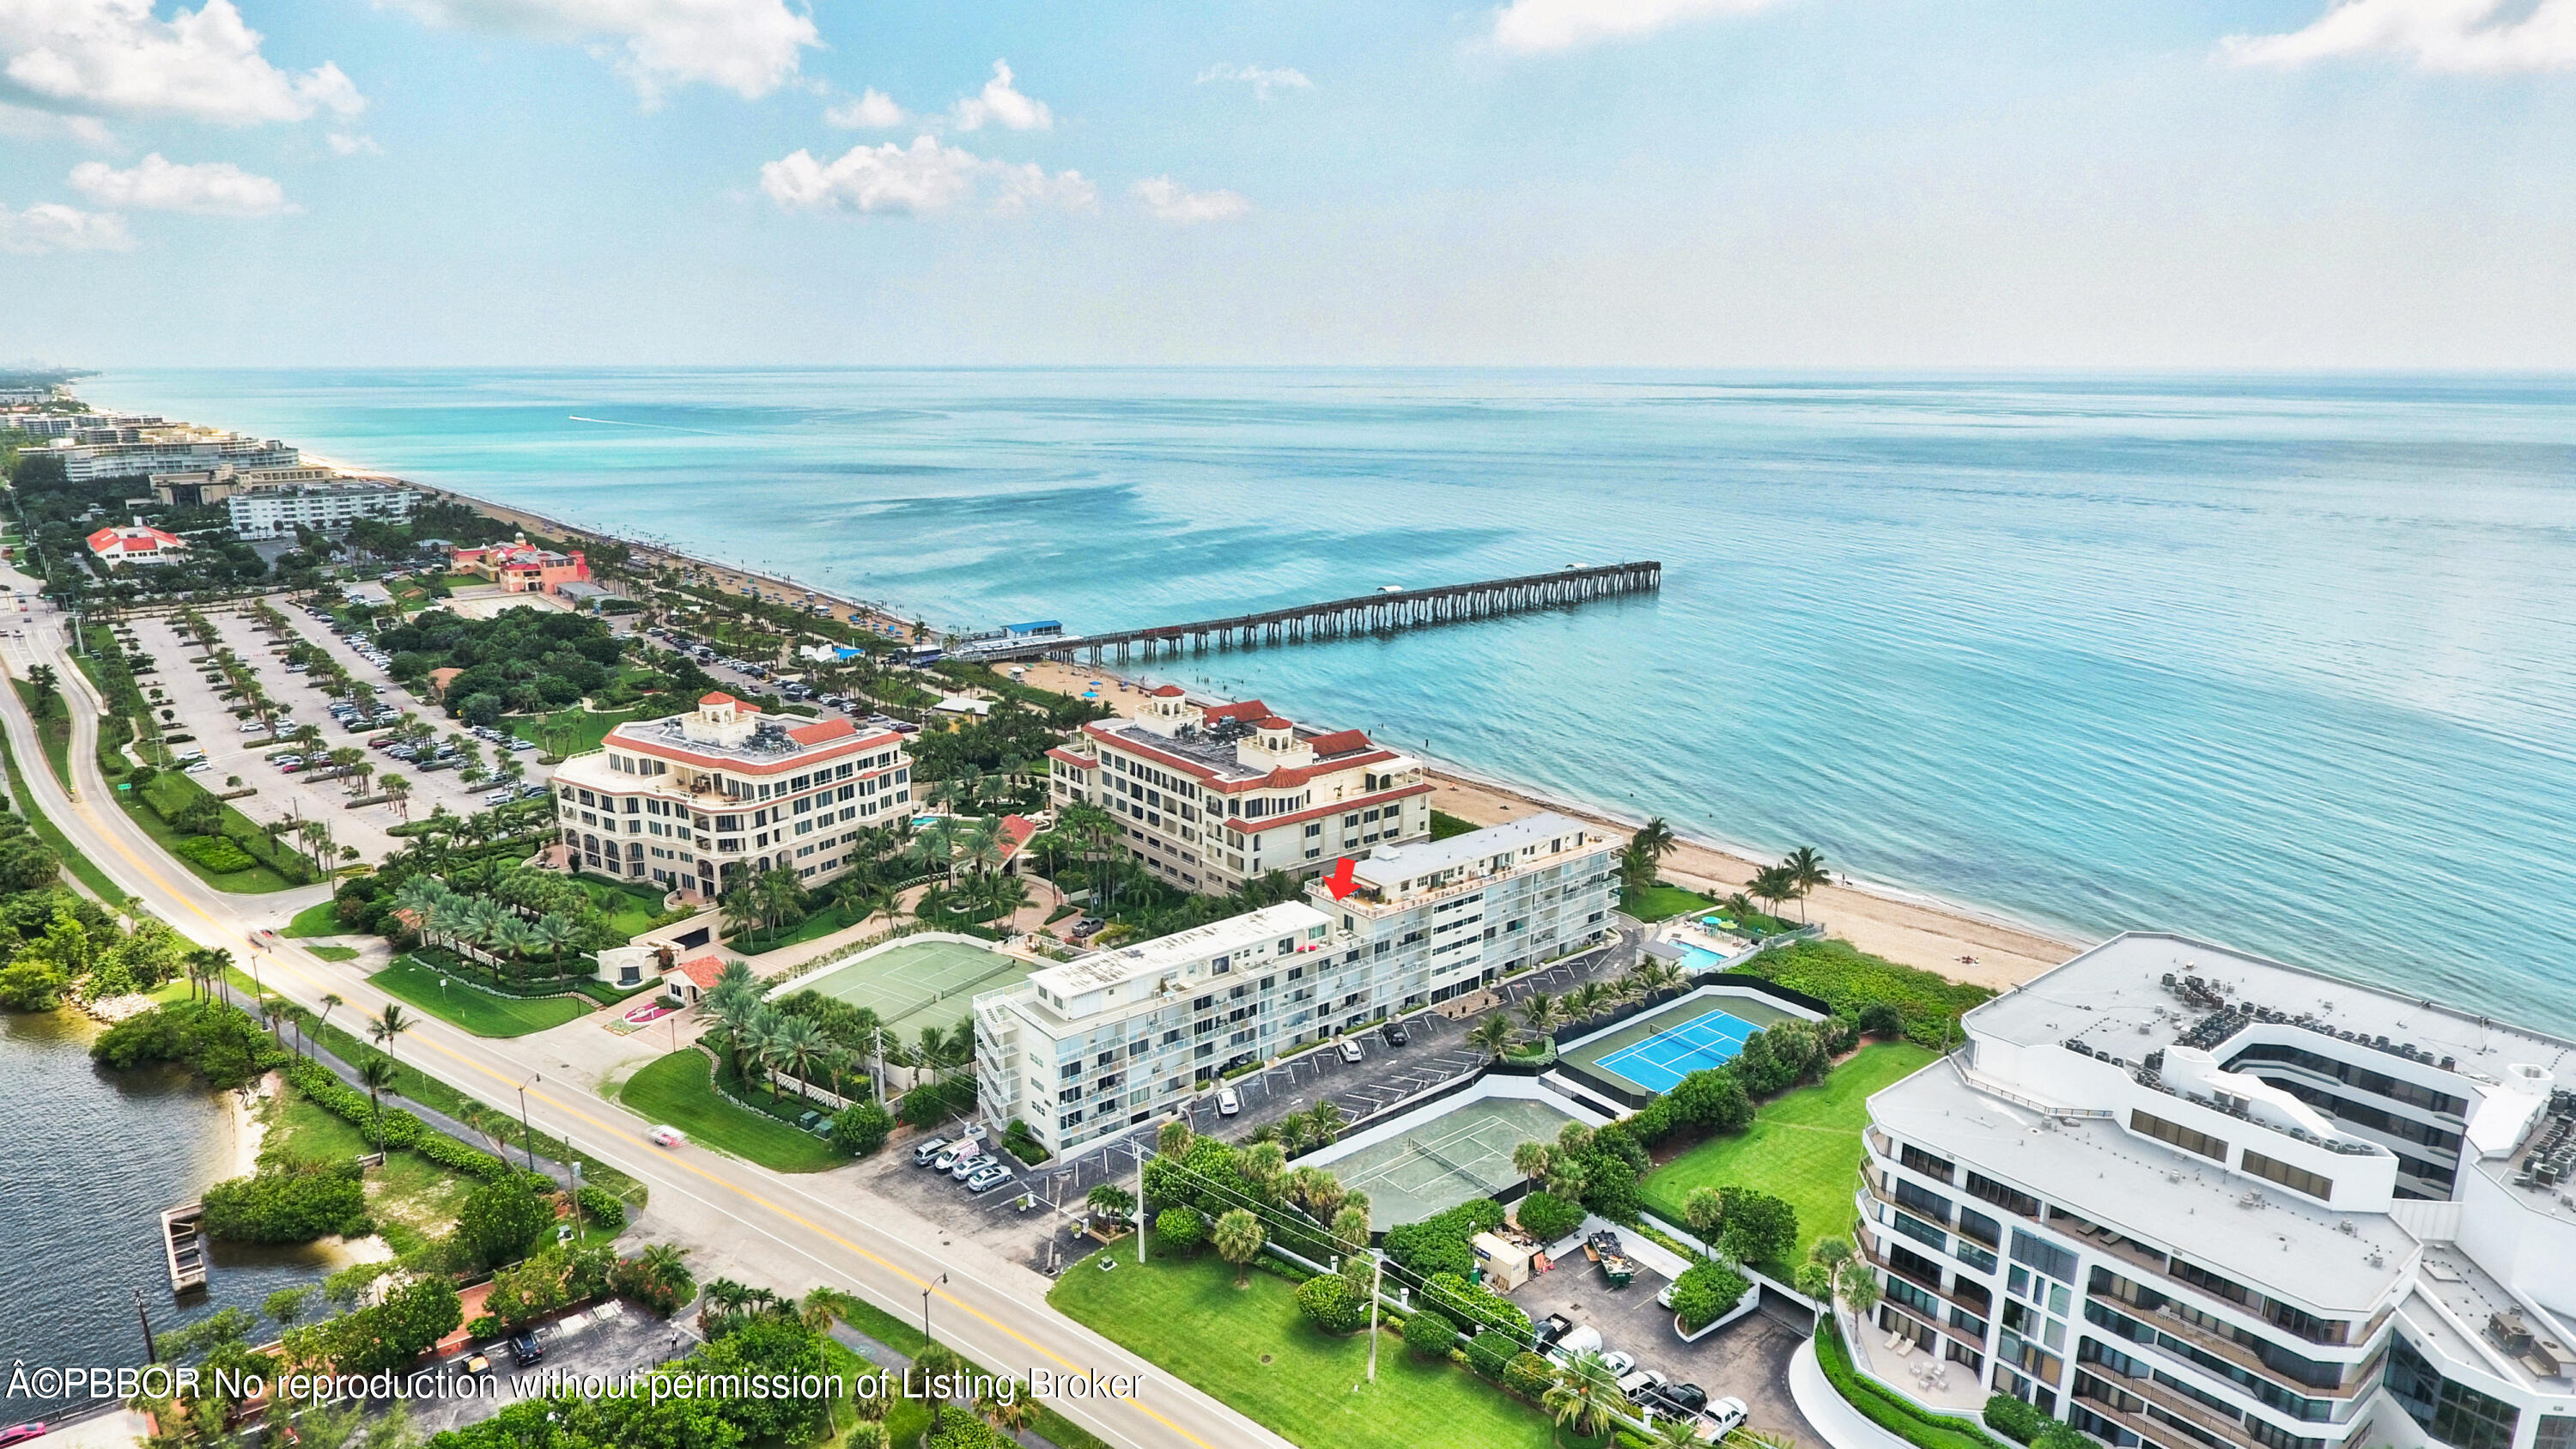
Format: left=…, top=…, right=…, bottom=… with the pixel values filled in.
left=572, top=874, right=665, bottom=940
left=1429, top=810, right=1478, bottom=841
left=616, top=1050, right=848, bottom=1172
left=10, top=679, right=73, bottom=788
left=283, top=898, right=346, bottom=937
left=1620, top=882, right=1719, bottom=922
left=114, top=788, right=297, bottom=892
left=307, top=946, right=360, bottom=961
left=512, top=707, right=639, bottom=760
left=1639, top=1041, right=1937, bottom=1269
left=1048, top=1249, right=1567, bottom=1449
left=726, top=900, right=873, bottom=955
left=368, top=956, right=591, bottom=1037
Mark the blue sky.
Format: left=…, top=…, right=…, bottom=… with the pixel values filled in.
left=3, top=0, right=2573, bottom=367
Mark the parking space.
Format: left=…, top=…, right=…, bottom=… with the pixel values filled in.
left=373, top=1300, right=697, bottom=1438
left=138, top=604, right=550, bottom=867
left=1513, top=1251, right=1817, bottom=1441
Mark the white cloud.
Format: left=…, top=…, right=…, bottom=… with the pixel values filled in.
left=0, top=200, right=134, bottom=253
left=1195, top=63, right=1311, bottom=100
left=824, top=87, right=904, bottom=128
left=951, top=58, right=1049, bottom=131
left=326, top=130, right=380, bottom=155
left=760, top=135, right=1095, bottom=217
left=70, top=153, right=291, bottom=215
left=1489, top=0, right=1789, bottom=53
left=1131, top=175, right=1249, bottom=223
left=0, top=99, right=114, bottom=145
left=2221, top=0, right=2576, bottom=71
left=380, top=0, right=816, bottom=101
left=0, top=0, right=362, bottom=124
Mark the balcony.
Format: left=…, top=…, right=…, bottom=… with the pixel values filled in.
left=2076, top=1379, right=2261, bottom=1449
left=1883, top=1291, right=1995, bottom=1358
left=2091, top=1292, right=2367, bottom=1406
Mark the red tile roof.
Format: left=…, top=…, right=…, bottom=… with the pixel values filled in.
left=1255, top=715, right=1292, bottom=730
left=787, top=715, right=855, bottom=745
left=1202, top=700, right=1271, bottom=722
left=87, top=524, right=185, bottom=555
left=699, top=691, right=738, bottom=706
left=1046, top=746, right=1097, bottom=770
left=1305, top=728, right=1370, bottom=756
left=669, top=955, right=727, bottom=991
left=1150, top=685, right=1186, bottom=697
left=998, top=813, right=1040, bottom=861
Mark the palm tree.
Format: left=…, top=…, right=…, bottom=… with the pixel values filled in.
left=719, top=887, right=762, bottom=941
left=772, top=1015, right=829, bottom=1102
left=1748, top=864, right=1798, bottom=922
left=1212, top=1208, right=1266, bottom=1286
left=1544, top=1349, right=1626, bottom=1444
left=918, top=815, right=961, bottom=884
left=1633, top=816, right=1678, bottom=868
left=752, top=1014, right=795, bottom=1100
left=357, top=1056, right=399, bottom=1148
left=962, top=815, right=1004, bottom=879
left=1513, top=1141, right=1552, bottom=1190
left=1520, top=991, right=1565, bottom=1039
left=25, top=663, right=57, bottom=715
left=367, top=1002, right=412, bottom=1061
left=379, top=770, right=413, bottom=820
left=981, top=873, right=1031, bottom=933
left=980, top=1380, right=1036, bottom=1436
left=529, top=912, right=578, bottom=976
left=634, top=1242, right=692, bottom=1306
left=1782, top=845, right=1830, bottom=922
left=1301, top=1099, right=1346, bottom=1148
left=912, top=1344, right=966, bottom=1438
left=316, top=991, right=343, bottom=1048
left=1467, top=1012, right=1519, bottom=1061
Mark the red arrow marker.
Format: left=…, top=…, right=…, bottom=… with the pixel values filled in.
left=1323, top=856, right=1358, bottom=899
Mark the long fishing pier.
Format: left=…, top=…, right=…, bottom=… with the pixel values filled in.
left=980, top=560, right=1662, bottom=664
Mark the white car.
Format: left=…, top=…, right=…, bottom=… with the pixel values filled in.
left=647, top=1125, right=685, bottom=1148
left=1338, top=1039, right=1364, bottom=1064
left=1216, top=1087, right=1240, bottom=1117
left=1601, top=1349, right=1637, bottom=1378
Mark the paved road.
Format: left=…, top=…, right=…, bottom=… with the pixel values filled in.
left=0, top=583, right=1282, bottom=1449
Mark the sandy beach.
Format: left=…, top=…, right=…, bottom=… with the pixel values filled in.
left=1018, top=659, right=2082, bottom=989
left=378, top=481, right=2080, bottom=992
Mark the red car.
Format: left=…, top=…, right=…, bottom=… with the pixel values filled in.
left=0, top=1424, right=50, bottom=1446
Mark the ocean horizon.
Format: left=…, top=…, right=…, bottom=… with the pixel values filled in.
left=83, top=366, right=2576, bottom=1037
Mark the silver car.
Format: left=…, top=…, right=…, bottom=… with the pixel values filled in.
left=965, top=1164, right=1014, bottom=1193
left=950, top=1152, right=998, bottom=1181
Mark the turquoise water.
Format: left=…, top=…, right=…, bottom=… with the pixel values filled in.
left=85, top=368, right=2576, bottom=1035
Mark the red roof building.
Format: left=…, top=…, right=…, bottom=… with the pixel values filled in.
left=661, top=954, right=730, bottom=1002
left=86, top=524, right=187, bottom=567
left=1048, top=687, right=1430, bottom=895
left=450, top=535, right=590, bottom=595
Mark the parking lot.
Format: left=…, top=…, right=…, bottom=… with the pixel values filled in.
left=1512, top=1246, right=1819, bottom=1442
left=336, top=1299, right=698, bottom=1439
left=135, top=602, right=549, bottom=866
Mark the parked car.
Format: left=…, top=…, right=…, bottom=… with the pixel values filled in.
left=0, top=1425, right=47, bottom=1446
left=507, top=1331, right=544, bottom=1367
left=950, top=1153, right=998, bottom=1181
left=1600, top=1349, right=1637, bottom=1378
left=1698, top=1397, right=1749, bottom=1437
left=913, top=1135, right=952, bottom=1166
left=1380, top=1019, right=1411, bottom=1046
left=1617, top=1367, right=1667, bottom=1401
left=1657, top=1383, right=1710, bottom=1414
left=965, top=1164, right=1015, bottom=1193
left=1216, top=1087, right=1240, bottom=1117
left=932, top=1142, right=973, bottom=1172
left=1338, top=1038, right=1364, bottom=1064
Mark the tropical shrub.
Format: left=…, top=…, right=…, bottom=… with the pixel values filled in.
left=1668, top=1260, right=1754, bottom=1332
left=1294, top=1271, right=1368, bottom=1334
left=1380, top=1197, right=1504, bottom=1279
left=1421, top=1272, right=1531, bottom=1339
left=1986, top=1393, right=2045, bottom=1444
left=574, top=1185, right=626, bottom=1230
left=202, top=1157, right=370, bottom=1243
left=1466, top=1330, right=1520, bottom=1379
left=458, top=1173, right=555, bottom=1268
left=1514, top=1190, right=1585, bottom=1242
left=1401, top=1306, right=1457, bottom=1358
left=1502, top=1351, right=1555, bottom=1399
left=831, top=1102, right=895, bottom=1156
left=1154, top=1207, right=1205, bottom=1254
left=1738, top=938, right=1991, bottom=1048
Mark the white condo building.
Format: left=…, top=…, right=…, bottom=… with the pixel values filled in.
left=227, top=480, right=417, bottom=539
left=975, top=813, right=1617, bottom=1156
left=550, top=692, right=912, bottom=898
left=48, top=431, right=300, bottom=483
left=1857, top=934, right=2574, bottom=1449
left=1046, top=686, right=1431, bottom=895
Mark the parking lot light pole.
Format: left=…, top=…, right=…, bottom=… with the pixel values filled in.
left=1366, top=1251, right=1384, bottom=1383
left=921, top=1272, right=947, bottom=1340
left=517, top=1072, right=542, bottom=1174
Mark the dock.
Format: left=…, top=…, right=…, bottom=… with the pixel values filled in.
left=975, top=560, right=1663, bottom=664
left=161, top=1203, right=207, bottom=1294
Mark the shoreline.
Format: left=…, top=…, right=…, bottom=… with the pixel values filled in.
left=181, top=429, right=2080, bottom=990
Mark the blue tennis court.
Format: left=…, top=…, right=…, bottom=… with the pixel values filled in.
left=1591, top=1008, right=1761, bottom=1094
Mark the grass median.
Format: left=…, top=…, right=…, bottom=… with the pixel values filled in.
left=0, top=697, right=124, bottom=901
left=368, top=955, right=591, bottom=1037
left=616, top=1049, right=848, bottom=1172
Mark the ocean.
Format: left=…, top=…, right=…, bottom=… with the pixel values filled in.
left=83, top=368, right=2576, bottom=1037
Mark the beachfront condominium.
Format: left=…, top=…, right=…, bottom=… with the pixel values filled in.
left=45, top=429, right=301, bottom=484
left=1856, top=933, right=2576, bottom=1449
left=1308, top=811, right=1618, bottom=1012
left=974, top=901, right=1339, bottom=1156
left=1045, top=686, right=1431, bottom=895
left=226, top=478, right=418, bottom=539
left=975, top=813, right=1617, bottom=1155
left=549, top=691, right=911, bottom=898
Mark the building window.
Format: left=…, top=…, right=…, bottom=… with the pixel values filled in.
left=1966, top=1171, right=2041, bottom=1218
left=2388, top=1336, right=2522, bottom=1449
left=2240, top=1150, right=2333, bottom=1202
left=2130, top=1109, right=2229, bottom=1163
left=1900, top=1143, right=1958, bottom=1184
left=2008, top=1228, right=2077, bottom=1285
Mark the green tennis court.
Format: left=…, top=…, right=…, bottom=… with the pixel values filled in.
left=1315, top=1096, right=1582, bottom=1229
left=783, top=938, right=1036, bottom=1026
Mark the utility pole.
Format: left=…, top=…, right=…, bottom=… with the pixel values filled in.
left=518, top=1073, right=542, bottom=1175
left=1135, top=1144, right=1147, bottom=1264
left=133, top=1288, right=157, bottom=1363
left=1366, top=1252, right=1384, bottom=1383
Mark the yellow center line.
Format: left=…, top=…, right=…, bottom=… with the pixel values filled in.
left=58, top=754, right=1214, bottom=1449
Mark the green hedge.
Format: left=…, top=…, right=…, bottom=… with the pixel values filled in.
left=1737, top=938, right=1994, bottom=1048
left=137, top=768, right=316, bottom=884
left=1813, top=1319, right=2019, bottom=1449
left=283, top=1056, right=513, bottom=1181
